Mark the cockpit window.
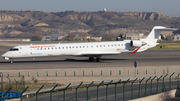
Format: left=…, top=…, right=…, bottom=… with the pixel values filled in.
left=9, top=48, right=19, bottom=51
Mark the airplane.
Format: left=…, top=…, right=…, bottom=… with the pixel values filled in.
left=1, top=26, right=178, bottom=63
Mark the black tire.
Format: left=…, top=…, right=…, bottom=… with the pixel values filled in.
left=96, top=58, right=101, bottom=62
left=89, top=57, right=94, bottom=62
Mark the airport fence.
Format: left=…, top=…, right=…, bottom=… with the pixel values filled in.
left=0, top=72, right=180, bottom=101
left=0, top=68, right=171, bottom=78
left=0, top=72, right=25, bottom=92
left=0, top=72, right=25, bottom=101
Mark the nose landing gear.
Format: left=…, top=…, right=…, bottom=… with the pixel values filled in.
left=10, top=58, right=14, bottom=64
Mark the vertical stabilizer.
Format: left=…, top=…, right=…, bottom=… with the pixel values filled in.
left=136, top=26, right=178, bottom=52
left=141, top=26, right=177, bottom=44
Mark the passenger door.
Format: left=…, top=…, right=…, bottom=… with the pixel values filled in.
left=22, top=46, right=27, bottom=56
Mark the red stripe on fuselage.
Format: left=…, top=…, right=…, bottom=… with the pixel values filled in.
left=131, top=47, right=140, bottom=54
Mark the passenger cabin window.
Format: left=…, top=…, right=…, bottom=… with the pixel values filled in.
left=9, top=48, right=19, bottom=51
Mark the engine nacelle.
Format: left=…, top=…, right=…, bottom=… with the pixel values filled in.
left=130, top=40, right=143, bottom=47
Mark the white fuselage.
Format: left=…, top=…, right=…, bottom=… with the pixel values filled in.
left=2, top=41, right=133, bottom=59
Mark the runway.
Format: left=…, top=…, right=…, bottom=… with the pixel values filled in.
left=0, top=45, right=180, bottom=70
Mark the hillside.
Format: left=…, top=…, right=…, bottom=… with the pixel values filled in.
left=0, top=10, right=180, bottom=39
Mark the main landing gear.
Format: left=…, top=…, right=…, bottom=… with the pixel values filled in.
left=89, top=57, right=94, bottom=62
left=96, top=57, right=101, bottom=62
left=89, top=57, right=101, bottom=62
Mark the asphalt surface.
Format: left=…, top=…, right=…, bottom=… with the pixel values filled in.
left=0, top=45, right=180, bottom=70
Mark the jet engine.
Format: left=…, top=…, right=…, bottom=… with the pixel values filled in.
left=130, top=40, right=143, bottom=47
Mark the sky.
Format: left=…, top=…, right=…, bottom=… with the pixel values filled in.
left=0, top=0, right=180, bottom=17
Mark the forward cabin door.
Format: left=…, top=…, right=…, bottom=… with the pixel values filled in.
left=22, top=46, right=27, bottom=56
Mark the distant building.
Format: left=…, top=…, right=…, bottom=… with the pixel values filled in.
left=51, top=34, right=60, bottom=41
left=126, top=33, right=146, bottom=40
left=22, top=39, right=31, bottom=41
left=91, top=37, right=102, bottom=41
left=42, top=34, right=68, bottom=41
left=161, top=31, right=174, bottom=36
left=42, top=36, right=51, bottom=41
left=58, top=36, right=65, bottom=40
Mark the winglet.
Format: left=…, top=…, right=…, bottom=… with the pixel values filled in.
left=131, top=47, right=140, bottom=54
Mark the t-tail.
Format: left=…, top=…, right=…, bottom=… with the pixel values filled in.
left=131, top=26, right=178, bottom=54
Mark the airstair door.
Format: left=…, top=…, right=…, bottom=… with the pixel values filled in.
left=22, top=46, right=27, bottom=56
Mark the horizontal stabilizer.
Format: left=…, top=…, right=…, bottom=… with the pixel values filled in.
left=154, top=27, right=178, bottom=31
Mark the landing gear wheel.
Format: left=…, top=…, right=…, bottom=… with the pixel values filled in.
left=96, top=58, right=101, bottom=62
left=10, top=59, right=13, bottom=64
left=89, top=57, right=94, bottom=62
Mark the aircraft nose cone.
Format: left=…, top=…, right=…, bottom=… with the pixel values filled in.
left=1, top=52, right=11, bottom=60
left=2, top=52, right=9, bottom=58
left=2, top=53, right=6, bottom=57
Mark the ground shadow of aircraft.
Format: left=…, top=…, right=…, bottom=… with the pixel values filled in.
left=0, top=58, right=127, bottom=63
